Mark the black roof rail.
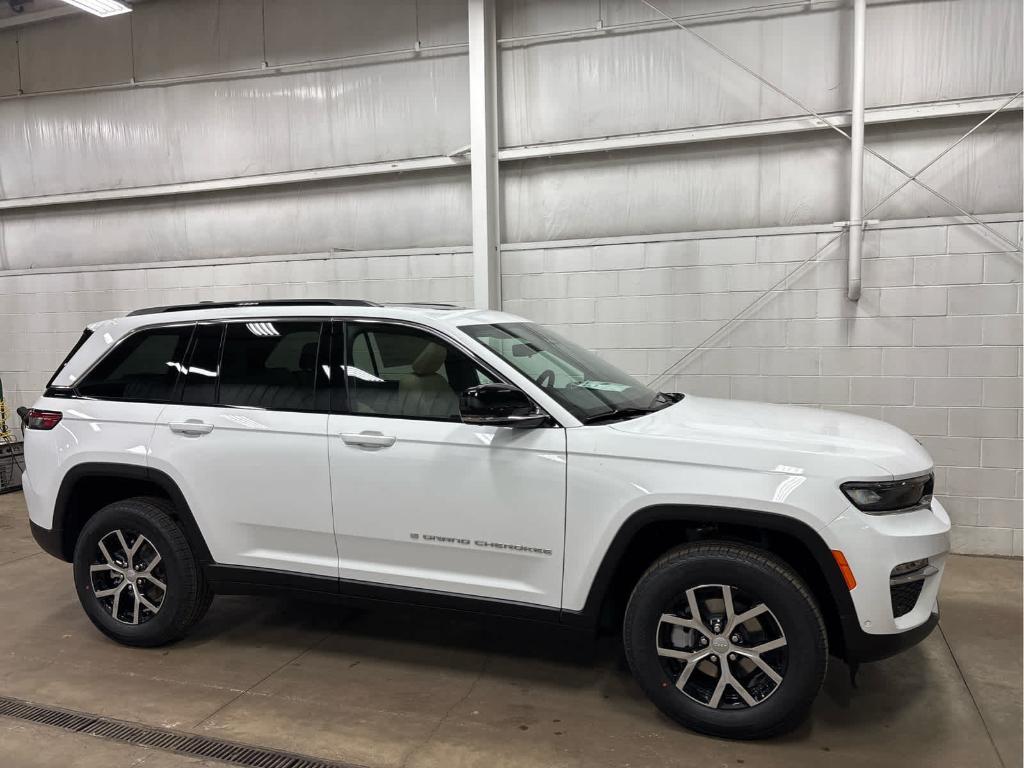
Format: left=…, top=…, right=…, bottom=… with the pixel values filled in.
left=385, top=302, right=464, bottom=309
left=127, top=299, right=379, bottom=317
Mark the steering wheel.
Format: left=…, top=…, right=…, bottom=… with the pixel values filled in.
left=534, top=369, right=556, bottom=388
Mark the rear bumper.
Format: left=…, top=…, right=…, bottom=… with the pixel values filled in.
left=842, top=608, right=939, bottom=663
left=30, top=520, right=67, bottom=561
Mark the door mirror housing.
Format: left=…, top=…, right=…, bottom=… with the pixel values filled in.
left=460, top=383, right=548, bottom=428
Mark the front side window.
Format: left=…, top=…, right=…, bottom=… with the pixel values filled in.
left=340, top=323, right=494, bottom=421
left=218, top=321, right=322, bottom=410
left=77, top=325, right=193, bottom=402
left=462, top=322, right=674, bottom=423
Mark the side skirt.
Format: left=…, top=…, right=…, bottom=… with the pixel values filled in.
left=204, top=564, right=584, bottom=627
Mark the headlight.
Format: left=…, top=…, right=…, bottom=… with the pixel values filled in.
left=840, top=473, right=934, bottom=514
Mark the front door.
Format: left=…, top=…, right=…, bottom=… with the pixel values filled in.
left=327, top=320, right=567, bottom=607
left=149, top=320, right=337, bottom=578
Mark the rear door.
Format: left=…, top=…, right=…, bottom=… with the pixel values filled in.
left=149, top=319, right=337, bottom=578
left=327, top=320, right=567, bottom=607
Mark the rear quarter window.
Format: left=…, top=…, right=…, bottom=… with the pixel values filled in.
left=76, top=325, right=194, bottom=402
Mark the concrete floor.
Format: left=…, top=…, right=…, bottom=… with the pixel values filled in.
left=0, top=491, right=1019, bottom=768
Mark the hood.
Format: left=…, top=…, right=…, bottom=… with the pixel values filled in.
left=609, top=395, right=933, bottom=479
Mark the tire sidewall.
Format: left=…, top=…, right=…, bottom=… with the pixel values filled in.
left=73, top=501, right=193, bottom=644
left=625, top=550, right=826, bottom=737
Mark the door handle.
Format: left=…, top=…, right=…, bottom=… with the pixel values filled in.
left=169, top=420, right=215, bottom=436
left=340, top=432, right=396, bottom=449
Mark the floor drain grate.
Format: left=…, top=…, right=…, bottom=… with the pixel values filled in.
left=0, top=695, right=363, bottom=768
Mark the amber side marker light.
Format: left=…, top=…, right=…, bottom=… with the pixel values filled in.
left=831, top=550, right=857, bottom=590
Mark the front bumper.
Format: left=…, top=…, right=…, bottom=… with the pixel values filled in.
left=826, top=498, right=950, bottom=661
left=843, top=608, right=940, bottom=662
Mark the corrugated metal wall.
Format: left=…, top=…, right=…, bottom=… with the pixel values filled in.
left=0, top=0, right=1020, bottom=266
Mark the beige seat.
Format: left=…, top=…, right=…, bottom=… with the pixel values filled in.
left=398, top=342, right=459, bottom=419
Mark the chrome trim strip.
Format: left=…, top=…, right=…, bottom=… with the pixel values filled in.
left=889, top=565, right=938, bottom=585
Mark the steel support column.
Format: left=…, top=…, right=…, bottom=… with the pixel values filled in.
left=468, top=0, right=501, bottom=310
left=846, top=0, right=866, bottom=300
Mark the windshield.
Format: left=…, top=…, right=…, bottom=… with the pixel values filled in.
left=461, top=322, right=678, bottom=423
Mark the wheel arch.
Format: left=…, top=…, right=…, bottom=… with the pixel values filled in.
left=563, top=504, right=857, bottom=659
left=51, top=462, right=212, bottom=564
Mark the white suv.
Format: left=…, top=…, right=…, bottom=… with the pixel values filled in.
left=22, top=299, right=949, bottom=738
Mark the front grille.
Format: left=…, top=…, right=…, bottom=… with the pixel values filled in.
left=890, top=579, right=925, bottom=618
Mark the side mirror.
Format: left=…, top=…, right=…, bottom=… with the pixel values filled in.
left=460, top=383, right=548, bottom=429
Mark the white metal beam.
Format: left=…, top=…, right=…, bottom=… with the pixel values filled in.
left=499, top=94, right=1022, bottom=162
left=467, top=0, right=500, bottom=310
left=0, top=94, right=1017, bottom=213
left=0, top=155, right=469, bottom=211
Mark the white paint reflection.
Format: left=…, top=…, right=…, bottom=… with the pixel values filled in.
left=222, top=413, right=266, bottom=430
left=772, top=475, right=806, bottom=504
left=344, top=365, right=384, bottom=383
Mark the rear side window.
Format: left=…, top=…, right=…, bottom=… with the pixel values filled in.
left=218, top=321, right=322, bottom=411
left=77, top=326, right=193, bottom=402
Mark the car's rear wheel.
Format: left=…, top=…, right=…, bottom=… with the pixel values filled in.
left=73, top=497, right=212, bottom=647
left=623, top=542, right=827, bottom=739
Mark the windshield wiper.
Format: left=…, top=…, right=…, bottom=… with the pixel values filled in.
left=582, top=407, right=658, bottom=425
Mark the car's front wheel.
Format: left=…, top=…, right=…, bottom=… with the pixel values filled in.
left=623, top=541, right=828, bottom=739
left=73, top=497, right=212, bottom=647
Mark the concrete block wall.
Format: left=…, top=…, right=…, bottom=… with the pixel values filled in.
left=1, top=217, right=1020, bottom=556
left=502, top=215, right=1024, bottom=557
left=0, top=248, right=472, bottom=416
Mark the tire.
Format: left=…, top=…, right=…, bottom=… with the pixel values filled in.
left=73, top=497, right=213, bottom=647
left=623, top=541, right=827, bottom=739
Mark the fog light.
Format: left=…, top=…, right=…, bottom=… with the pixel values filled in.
left=891, top=558, right=928, bottom=577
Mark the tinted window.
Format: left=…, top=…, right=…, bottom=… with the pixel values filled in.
left=341, top=324, right=493, bottom=421
left=218, top=321, right=321, bottom=410
left=181, top=324, right=223, bottom=406
left=77, top=325, right=193, bottom=402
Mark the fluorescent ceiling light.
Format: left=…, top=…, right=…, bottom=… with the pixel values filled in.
left=59, top=0, right=132, bottom=18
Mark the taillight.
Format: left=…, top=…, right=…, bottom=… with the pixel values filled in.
left=25, top=409, right=63, bottom=430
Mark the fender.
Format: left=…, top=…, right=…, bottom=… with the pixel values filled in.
left=49, top=462, right=212, bottom=563
left=560, top=504, right=857, bottom=636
